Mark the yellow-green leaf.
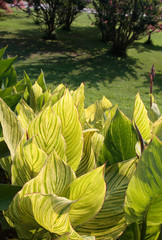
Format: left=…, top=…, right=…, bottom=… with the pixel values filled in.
left=7, top=151, right=76, bottom=227
left=52, top=90, right=83, bottom=172
left=16, top=99, right=35, bottom=129
left=27, top=106, right=66, bottom=159
left=99, top=109, right=138, bottom=166
left=125, top=136, right=162, bottom=225
left=133, top=93, right=152, bottom=142
left=0, top=98, right=24, bottom=160
left=64, top=165, right=106, bottom=227
left=12, top=136, right=47, bottom=185
left=78, top=158, right=137, bottom=240
left=30, top=82, right=43, bottom=112
left=18, top=193, right=73, bottom=234
left=71, top=83, right=85, bottom=127
left=91, top=132, right=104, bottom=163
left=76, top=129, right=96, bottom=177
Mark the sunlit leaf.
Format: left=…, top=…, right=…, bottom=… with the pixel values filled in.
left=36, top=71, right=47, bottom=92
left=64, top=165, right=106, bottom=227
left=99, top=109, right=137, bottom=166
left=18, top=193, right=73, bottom=234
left=16, top=99, right=36, bottom=129
left=133, top=93, right=152, bottom=142
left=76, top=129, right=96, bottom=177
left=27, top=106, right=66, bottom=159
left=53, top=90, right=83, bottom=172
left=30, top=82, right=43, bottom=112
left=71, top=83, right=85, bottom=127
left=0, top=98, right=24, bottom=160
left=78, top=158, right=137, bottom=240
left=8, top=151, right=76, bottom=226
left=125, top=136, right=162, bottom=225
left=91, top=132, right=104, bottom=163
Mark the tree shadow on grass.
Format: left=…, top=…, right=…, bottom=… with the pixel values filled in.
left=131, top=41, right=162, bottom=53
left=0, top=25, right=142, bottom=90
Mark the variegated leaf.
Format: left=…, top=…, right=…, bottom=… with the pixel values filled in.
left=27, top=106, right=66, bottom=159
left=71, top=83, right=85, bottom=127
left=18, top=193, right=73, bottom=234
left=99, top=109, right=138, bottom=166
left=64, top=165, right=106, bottom=227
left=78, top=158, right=137, bottom=240
left=36, top=71, right=47, bottom=92
left=16, top=99, right=36, bottom=129
left=7, top=151, right=76, bottom=228
left=12, top=136, right=47, bottom=186
left=52, top=90, right=83, bottom=172
left=133, top=93, right=152, bottom=142
left=0, top=98, right=24, bottom=160
left=91, top=132, right=104, bottom=163
left=76, top=129, right=96, bottom=177
left=125, top=136, right=162, bottom=225
left=30, top=82, right=43, bottom=112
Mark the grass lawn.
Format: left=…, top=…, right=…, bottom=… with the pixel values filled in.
left=0, top=9, right=161, bottom=118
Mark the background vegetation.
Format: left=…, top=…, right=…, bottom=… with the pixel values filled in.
left=0, top=9, right=161, bottom=118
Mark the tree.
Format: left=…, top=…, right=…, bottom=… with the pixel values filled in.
left=58, top=0, right=88, bottom=31
left=93, top=0, right=161, bottom=55
left=16, top=0, right=88, bottom=39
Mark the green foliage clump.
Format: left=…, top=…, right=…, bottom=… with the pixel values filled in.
left=93, top=0, right=161, bottom=55
left=0, top=48, right=162, bottom=239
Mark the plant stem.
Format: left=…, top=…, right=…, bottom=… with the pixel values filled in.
left=140, top=221, right=147, bottom=240
left=133, top=222, right=141, bottom=240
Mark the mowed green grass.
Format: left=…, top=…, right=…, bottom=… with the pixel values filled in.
left=0, top=9, right=161, bottom=118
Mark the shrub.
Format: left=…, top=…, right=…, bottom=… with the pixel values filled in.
left=93, top=0, right=161, bottom=55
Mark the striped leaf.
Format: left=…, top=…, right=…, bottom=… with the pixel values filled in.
left=82, top=236, right=95, bottom=240
left=78, top=158, right=137, bottom=240
left=100, top=96, right=112, bottom=110
left=64, top=165, right=106, bottom=227
left=54, top=233, right=70, bottom=240
left=0, top=156, right=11, bottom=176
left=125, top=136, right=162, bottom=225
left=85, top=103, right=96, bottom=123
left=27, top=106, right=66, bottom=159
left=7, top=152, right=76, bottom=228
left=0, top=98, right=24, bottom=160
left=71, top=83, right=85, bottom=127
left=99, top=109, right=138, bottom=166
left=104, top=104, right=118, bottom=136
left=18, top=193, right=73, bottom=234
left=91, top=132, right=104, bottom=163
left=52, top=90, right=83, bottom=172
left=16, top=99, right=36, bottom=129
left=85, top=97, right=112, bottom=124
left=145, top=224, right=161, bottom=240
left=32, top=229, right=52, bottom=240
left=30, top=82, right=43, bottom=112
left=12, top=137, right=48, bottom=185
left=133, top=93, right=152, bottom=142
left=46, top=86, right=66, bottom=107
left=76, top=129, right=96, bottom=177
left=36, top=71, right=47, bottom=92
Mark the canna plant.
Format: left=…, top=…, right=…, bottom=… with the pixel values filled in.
left=0, top=65, right=161, bottom=239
